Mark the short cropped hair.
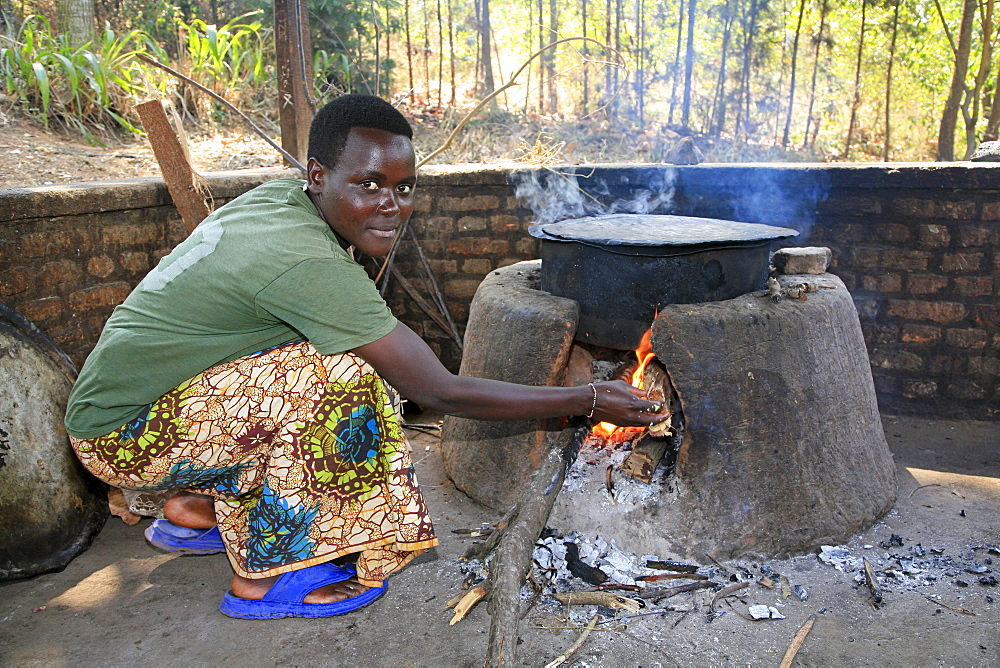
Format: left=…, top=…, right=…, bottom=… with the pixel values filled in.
left=308, top=94, right=413, bottom=168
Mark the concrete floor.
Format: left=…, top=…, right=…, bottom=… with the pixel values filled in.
left=1, top=414, right=998, bottom=667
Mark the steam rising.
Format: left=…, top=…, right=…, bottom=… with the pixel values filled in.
left=727, top=169, right=831, bottom=243
left=512, top=168, right=678, bottom=224
left=511, top=165, right=830, bottom=243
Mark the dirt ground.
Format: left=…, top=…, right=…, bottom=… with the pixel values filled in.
left=0, top=413, right=997, bottom=667
left=0, top=109, right=799, bottom=189
left=0, top=116, right=285, bottom=188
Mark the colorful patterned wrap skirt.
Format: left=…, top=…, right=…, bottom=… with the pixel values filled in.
left=70, top=341, right=438, bottom=587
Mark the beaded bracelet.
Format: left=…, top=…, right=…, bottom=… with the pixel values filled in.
left=587, top=382, right=598, bottom=418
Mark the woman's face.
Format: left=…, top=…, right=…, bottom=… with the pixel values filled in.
left=306, top=126, right=417, bottom=257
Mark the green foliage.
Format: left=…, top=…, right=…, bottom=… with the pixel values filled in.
left=2, top=0, right=997, bottom=161
left=179, top=10, right=270, bottom=93
left=0, top=15, right=164, bottom=139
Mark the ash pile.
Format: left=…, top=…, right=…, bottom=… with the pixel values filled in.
left=454, top=530, right=998, bottom=627
left=818, top=538, right=998, bottom=608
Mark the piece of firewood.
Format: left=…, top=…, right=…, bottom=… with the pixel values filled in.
left=552, top=591, right=643, bottom=613
left=485, top=421, right=589, bottom=668
left=709, top=581, right=750, bottom=612
left=779, top=614, right=817, bottom=668
left=863, top=558, right=884, bottom=608
left=445, top=590, right=467, bottom=609
left=449, top=583, right=489, bottom=625
left=637, top=572, right=708, bottom=582
left=638, top=580, right=716, bottom=603
left=620, top=434, right=670, bottom=483
left=643, top=360, right=673, bottom=438
left=543, top=615, right=600, bottom=668
left=620, top=360, right=676, bottom=482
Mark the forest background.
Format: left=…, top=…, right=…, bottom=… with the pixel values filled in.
left=1, top=0, right=999, bottom=167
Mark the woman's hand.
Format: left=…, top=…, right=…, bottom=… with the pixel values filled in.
left=588, top=380, right=669, bottom=427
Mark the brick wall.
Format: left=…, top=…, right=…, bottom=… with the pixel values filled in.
left=1, top=163, right=997, bottom=420
left=0, top=168, right=295, bottom=364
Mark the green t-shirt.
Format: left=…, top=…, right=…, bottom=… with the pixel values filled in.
left=65, top=178, right=398, bottom=439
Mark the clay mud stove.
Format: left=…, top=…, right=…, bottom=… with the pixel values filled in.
left=442, top=214, right=898, bottom=562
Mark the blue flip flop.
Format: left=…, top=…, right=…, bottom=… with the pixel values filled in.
left=144, top=519, right=226, bottom=555
left=218, top=561, right=387, bottom=619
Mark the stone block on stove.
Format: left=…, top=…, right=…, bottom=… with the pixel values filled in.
left=772, top=246, right=832, bottom=274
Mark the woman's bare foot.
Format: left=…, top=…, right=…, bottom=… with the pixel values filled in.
left=163, top=493, right=216, bottom=529
left=231, top=573, right=372, bottom=603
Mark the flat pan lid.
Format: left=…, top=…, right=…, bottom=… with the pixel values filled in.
left=530, top=214, right=799, bottom=246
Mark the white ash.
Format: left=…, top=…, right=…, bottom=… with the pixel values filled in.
left=818, top=545, right=863, bottom=572
left=562, top=439, right=674, bottom=506
left=747, top=605, right=785, bottom=620
left=817, top=541, right=999, bottom=594
left=590, top=360, right=618, bottom=383
left=532, top=531, right=670, bottom=590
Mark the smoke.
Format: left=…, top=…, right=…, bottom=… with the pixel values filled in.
left=511, top=167, right=678, bottom=224
left=726, top=168, right=831, bottom=243
left=510, top=165, right=830, bottom=243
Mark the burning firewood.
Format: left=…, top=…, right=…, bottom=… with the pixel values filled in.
left=643, top=360, right=673, bottom=438
left=620, top=359, right=680, bottom=483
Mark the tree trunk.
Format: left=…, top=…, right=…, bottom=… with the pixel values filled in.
left=844, top=0, right=868, bottom=158
left=436, top=0, right=444, bottom=107
left=709, top=0, right=733, bottom=136
left=937, top=0, right=976, bottom=160
left=423, top=0, right=431, bottom=100
left=962, top=0, right=994, bottom=157
left=60, top=0, right=95, bottom=47
left=540, top=0, right=547, bottom=112
left=605, top=0, right=613, bottom=117
left=480, top=0, right=496, bottom=101
left=613, top=0, right=623, bottom=117
left=582, top=0, right=589, bottom=115
left=384, top=6, right=391, bottom=96
left=373, top=0, right=381, bottom=94
left=405, top=0, right=414, bottom=94
left=782, top=0, right=807, bottom=147
left=803, top=0, right=829, bottom=149
left=883, top=0, right=900, bottom=161
left=448, top=0, right=455, bottom=105
left=636, top=0, right=645, bottom=123
left=669, top=0, right=685, bottom=123
left=547, top=0, right=559, bottom=112
left=681, top=0, right=697, bottom=127
left=735, top=0, right=760, bottom=139
left=985, top=63, right=1000, bottom=140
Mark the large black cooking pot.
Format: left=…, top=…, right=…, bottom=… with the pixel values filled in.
left=530, top=214, right=799, bottom=350
left=1, top=302, right=107, bottom=581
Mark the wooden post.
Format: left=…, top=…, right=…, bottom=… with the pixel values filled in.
left=274, top=0, right=314, bottom=167
left=135, top=100, right=211, bottom=232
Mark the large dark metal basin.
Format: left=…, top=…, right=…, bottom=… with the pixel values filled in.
left=530, top=214, right=798, bottom=349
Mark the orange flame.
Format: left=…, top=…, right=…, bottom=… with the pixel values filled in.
left=591, top=328, right=655, bottom=440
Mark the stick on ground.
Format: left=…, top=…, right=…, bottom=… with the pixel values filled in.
left=779, top=614, right=817, bottom=668
left=543, top=615, right=600, bottom=668
left=484, top=421, right=589, bottom=667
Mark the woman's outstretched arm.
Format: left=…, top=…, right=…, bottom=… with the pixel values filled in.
left=354, top=322, right=666, bottom=427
